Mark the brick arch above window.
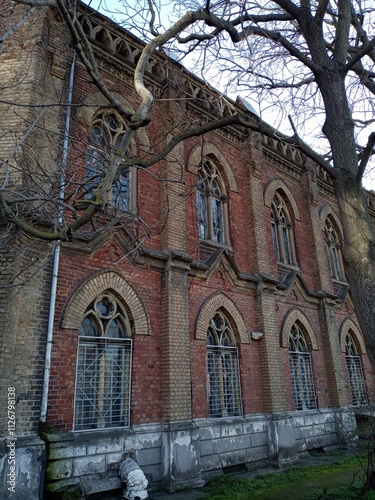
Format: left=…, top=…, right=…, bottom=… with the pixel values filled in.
left=195, top=292, right=249, bottom=343
left=187, top=143, right=238, bottom=192
left=264, top=178, right=301, bottom=220
left=75, top=91, right=151, bottom=150
left=319, top=204, right=343, bottom=236
left=339, top=318, right=366, bottom=354
left=281, top=307, right=319, bottom=350
left=319, top=203, right=344, bottom=239
left=60, top=270, right=150, bottom=335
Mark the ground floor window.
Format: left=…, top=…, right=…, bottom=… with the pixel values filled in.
left=289, top=324, right=317, bottom=411
left=345, top=334, right=367, bottom=406
left=74, top=294, right=132, bottom=430
left=206, top=311, right=242, bottom=418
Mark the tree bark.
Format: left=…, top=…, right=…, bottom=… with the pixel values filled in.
left=334, top=177, right=375, bottom=367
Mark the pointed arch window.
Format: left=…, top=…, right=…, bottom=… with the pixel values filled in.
left=289, top=324, right=317, bottom=411
left=271, top=192, right=296, bottom=266
left=86, top=111, right=134, bottom=211
left=324, top=218, right=344, bottom=281
left=197, top=161, right=229, bottom=244
left=345, top=334, right=367, bottom=406
left=74, top=293, right=132, bottom=430
left=206, top=311, right=242, bottom=418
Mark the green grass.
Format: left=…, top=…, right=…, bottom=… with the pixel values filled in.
left=201, top=455, right=375, bottom=499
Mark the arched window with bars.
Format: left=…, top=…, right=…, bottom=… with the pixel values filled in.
left=345, top=334, right=367, bottom=406
left=196, top=160, right=229, bottom=244
left=206, top=311, right=242, bottom=418
left=86, top=110, right=134, bottom=211
left=289, top=324, right=317, bottom=411
left=74, top=293, right=132, bottom=430
left=271, top=191, right=297, bottom=266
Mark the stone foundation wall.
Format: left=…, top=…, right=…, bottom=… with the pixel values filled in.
left=292, top=408, right=356, bottom=453
left=44, top=409, right=353, bottom=497
left=0, top=436, right=45, bottom=500
left=196, top=415, right=269, bottom=473
left=44, top=423, right=164, bottom=497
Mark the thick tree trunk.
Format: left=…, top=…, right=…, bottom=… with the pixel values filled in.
left=334, top=177, right=375, bottom=369
left=314, top=67, right=375, bottom=369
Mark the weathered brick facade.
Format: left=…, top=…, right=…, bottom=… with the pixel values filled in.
left=1, top=2, right=375, bottom=498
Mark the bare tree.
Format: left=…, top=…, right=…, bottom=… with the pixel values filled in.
left=99, top=0, right=375, bottom=369
left=166, top=0, right=375, bottom=367
left=1, top=0, right=375, bottom=367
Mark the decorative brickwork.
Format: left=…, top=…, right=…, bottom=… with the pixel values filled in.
left=1, top=2, right=375, bottom=496
left=195, top=292, right=249, bottom=344
left=281, top=307, right=319, bottom=350
left=60, top=270, right=150, bottom=335
left=339, top=318, right=366, bottom=354
left=75, top=90, right=151, bottom=151
left=187, top=142, right=238, bottom=192
left=319, top=204, right=344, bottom=234
left=264, top=177, right=301, bottom=220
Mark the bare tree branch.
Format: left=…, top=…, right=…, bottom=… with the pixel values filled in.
left=356, top=132, right=375, bottom=184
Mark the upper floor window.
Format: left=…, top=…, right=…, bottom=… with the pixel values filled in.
left=86, top=111, right=133, bottom=211
left=271, top=191, right=296, bottom=266
left=324, top=218, right=344, bottom=281
left=74, top=293, right=132, bottom=430
left=206, top=311, right=242, bottom=418
left=197, top=161, right=229, bottom=244
left=345, top=334, right=367, bottom=406
left=289, top=324, right=317, bottom=411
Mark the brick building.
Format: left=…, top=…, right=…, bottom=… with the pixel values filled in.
left=1, top=2, right=375, bottom=498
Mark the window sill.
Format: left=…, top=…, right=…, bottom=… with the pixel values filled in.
left=107, top=205, right=136, bottom=216
left=332, top=279, right=349, bottom=300
left=276, top=261, right=299, bottom=279
left=199, top=238, right=232, bottom=250
left=205, top=414, right=245, bottom=422
left=72, top=425, right=131, bottom=434
left=198, top=239, right=233, bottom=261
left=332, top=278, right=348, bottom=286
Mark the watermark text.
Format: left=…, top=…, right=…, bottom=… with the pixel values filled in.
left=6, top=387, right=17, bottom=494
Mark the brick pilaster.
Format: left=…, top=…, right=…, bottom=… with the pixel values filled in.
left=318, top=301, right=349, bottom=407
left=301, top=161, right=333, bottom=292
left=255, top=279, right=287, bottom=412
left=243, top=134, right=273, bottom=274
left=159, top=131, right=192, bottom=421
left=161, top=253, right=192, bottom=422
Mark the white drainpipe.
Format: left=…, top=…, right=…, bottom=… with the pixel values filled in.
left=40, top=51, right=76, bottom=422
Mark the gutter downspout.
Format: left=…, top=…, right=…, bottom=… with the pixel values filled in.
left=40, top=51, right=76, bottom=422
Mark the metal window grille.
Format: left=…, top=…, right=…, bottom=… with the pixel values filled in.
left=346, top=355, right=367, bottom=406
left=206, top=311, right=242, bottom=419
left=74, top=294, right=132, bottom=431
left=207, top=346, right=242, bottom=418
left=74, top=338, right=132, bottom=430
left=289, top=351, right=317, bottom=410
left=289, top=325, right=317, bottom=411
left=345, top=334, right=367, bottom=406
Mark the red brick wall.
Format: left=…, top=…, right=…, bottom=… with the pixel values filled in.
left=3, top=3, right=373, bottom=434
